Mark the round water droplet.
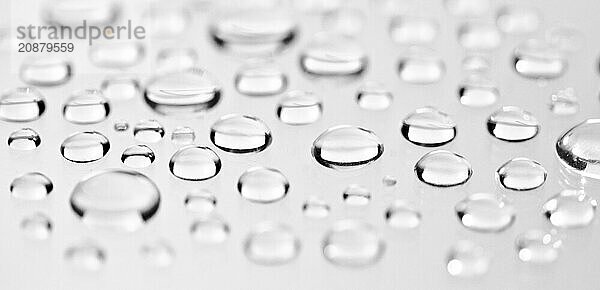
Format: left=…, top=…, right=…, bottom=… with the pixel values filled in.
left=445, top=0, right=489, bottom=16
left=302, top=197, right=330, bottom=219
left=496, top=158, right=547, bottom=191
left=398, top=49, right=445, bottom=84
left=20, top=57, right=72, bottom=86
left=171, top=126, right=195, bottom=145
left=63, top=90, right=110, bottom=124
left=322, top=220, right=385, bottom=267
left=312, top=125, right=383, bottom=170
left=10, top=172, right=53, bottom=200
left=190, top=217, right=230, bottom=244
left=415, top=150, right=472, bottom=187
left=8, top=128, right=41, bottom=150
left=549, top=87, right=578, bottom=115
left=458, top=22, right=502, bottom=51
left=0, top=87, right=46, bottom=122
left=141, top=241, right=175, bottom=267
left=244, top=222, right=300, bottom=265
left=496, top=6, right=540, bottom=35
left=487, top=106, right=539, bottom=142
left=121, top=145, right=155, bottom=168
left=322, top=8, right=364, bottom=36
left=113, top=119, right=129, bottom=132
left=356, top=82, right=393, bottom=111
left=156, top=47, right=199, bottom=74
left=133, top=120, right=165, bottom=143
left=300, top=32, right=367, bottom=76
left=237, top=167, right=289, bottom=203
left=389, top=16, right=438, bottom=45
left=385, top=201, right=422, bottom=229
left=342, top=184, right=371, bottom=206
left=458, top=75, right=499, bottom=107
left=235, top=62, right=287, bottom=96
left=276, top=91, right=323, bottom=125
left=513, top=40, right=567, bottom=79
left=556, top=119, right=600, bottom=178
left=455, top=193, right=515, bottom=232
left=210, top=114, right=272, bottom=153
left=185, top=190, right=217, bottom=215
left=169, top=145, right=222, bottom=181
left=70, top=169, right=161, bottom=232
left=446, top=241, right=490, bottom=278
left=144, top=68, right=221, bottom=116
left=65, top=242, right=106, bottom=271
left=401, top=107, right=456, bottom=147
left=543, top=189, right=597, bottom=228
left=101, top=76, right=141, bottom=100
left=60, top=131, right=110, bottom=163
left=43, top=0, right=119, bottom=26
left=515, top=230, right=562, bottom=264
left=21, top=212, right=52, bottom=240
left=89, top=42, right=145, bottom=68
left=382, top=175, right=397, bottom=186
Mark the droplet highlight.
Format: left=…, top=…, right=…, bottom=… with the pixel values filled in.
left=455, top=193, right=515, bottom=232
left=543, top=189, right=597, bottom=229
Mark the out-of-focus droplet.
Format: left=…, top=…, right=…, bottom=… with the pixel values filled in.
left=455, top=193, right=515, bottom=232
left=389, top=16, right=438, bottom=45
left=398, top=48, right=445, bottom=84
left=515, top=229, right=562, bottom=264
left=8, top=128, right=41, bottom=150
left=190, top=217, right=230, bottom=244
left=415, top=150, right=472, bottom=187
left=487, top=106, right=539, bottom=142
left=458, top=75, right=499, bottom=107
left=342, top=185, right=371, bottom=206
left=496, top=158, right=546, bottom=191
left=121, top=145, right=155, bottom=168
left=276, top=91, right=322, bottom=125
left=113, top=119, right=129, bottom=132
left=185, top=190, right=217, bottom=215
left=133, top=120, right=165, bottom=143
left=141, top=241, right=175, bottom=267
left=20, top=57, right=72, bottom=86
left=238, top=167, right=289, bottom=203
left=496, top=6, right=540, bottom=35
left=382, top=175, right=397, bottom=186
left=302, top=197, right=330, bottom=219
left=385, top=201, right=421, bottom=229
left=513, top=40, right=567, bottom=79
left=445, top=0, right=489, bottom=16
left=556, top=119, right=600, bottom=179
left=169, top=145, right=221, bottom=181
left=43, top=0, right=119, bottom=26
left=446, top=241, right=490, bottom=277
left=401, top=107, right=456, bottom=147
left=244, top=222, right=300, bottom=265
left=65, top=242, right=106, bottom=271
left=300, top=32, right=367, bottom=76
left=210, top=114, right=272, bottom=153
left=156, top=48, right=198, bottom=73
left=543, top=189, right=597, bottom=228
left=63, top=89, right=110, bottom=124
left=312, top=125, right=383, bottom=170
left=545, top=26, right=584, bottom=53
left=356, top=82, right=393, bottom=111
left=60, top=131, right=110, bottom=163
left=235, top=61, right=287, bottom=96
left=171, top=126, right=196, bottom=145
left=549, top=87, right=578, bottom=115
left=10, top=172, right=53, bottom=200
left=322, top=220, right=385, bottom=267
left=101, top=76, right=140, bottom=100
left=21, top=212, right=52, bottom=240
left=322, top=8, right=365, bottom=36
left=458, top=22, right=502, bottom=51
left=0, top=87, right=46, bottom=122
left=89, top=42, right=145, bottom=68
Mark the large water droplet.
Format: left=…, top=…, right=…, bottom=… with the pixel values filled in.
left=513, top=40, right=567, bottom=79
left=300, top=32, right=367, bottom=76
left=455, top=193, right=515, bottom=232
left=141, top=240, right=175, bottom=267
left=100, top=76, right=141, bottom=100
left=342, top=184, right=371, bottom=206
left=60, top=131, right=110, bottom=163
left=458, top=22, right=502, bottom=51
left=235, top=62, right=287, bottom=96
left=322, top=220, right=385, bottom=267
left=10, top=172, right=53, bottom=200
left=487, top=106, right=539, bottom=142
left=398, top=49, right=445, bottom=84
left=63, top=90, right=110, bottom=124
left=312, top=126, right=383, bottom=170
left=185, top=190, right=217, bottom=215
left=415, top=150, right=472, bottom=187
left=549, top=87, right=578, bottom=115
left=458, top=75, right=499, bottom=107
left=401, top=107, right=456, bottom=147
left=244, top=222, right=300, bottom=265
left=556, top=119, right=600, bottom=178
left=169, top=145, right=222, bottom=181
left=21, top=212, right=52, bottom=240
left=496, top=6, right=540, bottom=35
left=70, top=169, right=160, bottom=231
left=0, top=87, right=46, bottom=122
left=302, top=197, right=330, bottom=219
left=171, top=126, right=196, bottom=145
left=89, top=42, right=145, bottom=68
left=133, top=120, right=165, bottom=143
left=65, top=242, right=106, bottom=271
left=446, top=241, right=490, bottom=277
left=389, top=16, right=438, bottom=45
left=190, top=217, right=230, bottom=244
left=8, top=128, right=41, bottom=150
left=385, top=201, right=422, bottom=229
left=43, top=0, right=119, bottom=26
left=20, top=57, right=72, bottom=86
left=356, top=82, right=393, bottom=111
left=276, top=91, right=323, bottom=125
left=121, top=145, right=155, bottom=168
left=237, top=167, right=289, bottom=203
left=496, top=158, right=547, bottom=191
left=142, top=6, right=189, bottom=38
left=210, top=114, right=272, bottom=153
left=543, top=189, right=597, bottom=229
left=515, top=229, right=562, bottom=264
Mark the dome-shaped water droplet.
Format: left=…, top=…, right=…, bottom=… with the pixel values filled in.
left=70, top=170, right=160, bottom=231
left=89, top=42, right=145, bottom=68
left=169, top=145, right=221, bottom=181
left=401, top=107, right=456, bottom=147
left=312, top=125, right=383, bottom=170
left=455, top=193, right=515, bottom=232
left=60, top=131, right=110, bottom=163
left=543, top=189, right=597, bottom=228
left=513, top=40, right=567, bottom=79
left=556, top=119, right=600, bottom=178
left=356, top=82, right=393, bottom=111
left=185, top=190, right=217, bottom=215
left=156, top=47, right=199, bottom=74
left=300, top=32, right=367, bottom=76
left=171, top=126, right=195, bottom=145
left=20, top=212, right=52, bottom=240
left=190, top=217, right=230, bottom=244
left=20, top=57, right=72, bottom=86
left=235, top=62, right=287, bottom=96
left=237, top=167, right=289, bottom=203
left=65, top=242, right=106, bottom=271
left=496, top=158, right=547, bottom=191
left=458, top=74, right=499, bottom=107
left=446, top=240, right=490, bottom=277
left=8, top=128, right=41, bottom=150
left=121, top=145, right=155, bottom=168
left=458, top=22, right=502, bottom=51
left=445, top=0, right=489, bottom=16
left=342, top=184, right=371, bottom=206
left=141, top=240, right=175, bottom=267
left=113, top=119, right=129, bottom=132
left=389, top=16, right=438, bottom=45
left=133, top=120, right=165, bottom=143
left=244, top=222, right=300, bottom=265
left=101, top=76, right=141, bottom=100
left=398, top=48, right=445, bottom=84
left=549, top=87, right=578, bottom=115
left=302, top=197, right=330, bottom=219
left=210, top=114, right=272, bottom=153
left=43, top=0, right=119, bottom=26
left=0, top=87, right=46, bottom=122
left=63, top=89, right=110, bottom=124
left=496, top=6, right=540, bottom=35
left=322, top=8, right=364, bottom=36
left=10, top=172, right=53, bottom=200
left=415, top=150, right=472, bottom=187
left=385, top=201, right=422, bottom=229
left=276, top=91, right=323, bottom=125
left=322, top=220, right=384, bottom=267
left=487, top=106, right=539, bottom=142
left=515, top=229, right=562, bottom=264
left=144, top=68, right=221, bottom=116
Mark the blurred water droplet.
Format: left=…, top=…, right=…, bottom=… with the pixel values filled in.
left=20, top=57, right=72, bottom=86
left=300, top=32, right=367, bottom=76
left=141, top=241, right=175, bottom=267
left=458, top=22, right=502, bottom=51
left=312, top=125, right=383, bottom=170
left=21, top=212, right=52, bottom=240
left=235, top=62, right=287, bottom=96
left=401, top=107, right=456, bottom=147
left=389, top=16, right=438, bottom=45
left=101, top=76, right=141, bottom=100
left=549, top=87, right=578, bottom=115
left=458, top=75, right=499, bottom=107
left=322, top=220, right=384, bottom=267
left=322, top=8, right=364, bottom=36
left=513, top=40, right=567, bottom=79
left=10, top=172, right=53, bottom=201
left=398, top=48, right=445, bottom=84
left=43, top=0, right=119, bottom=26
left=143, top=6, right=190, bottom=37
left=190, top=217, right=230, bottom=244
left=446, top=241, right=490, bottom=277
left=356, top=82, right=393, bottom=111
left=342, top=184, right=371, bottom=206
left=65, top=242, right=106, bottom=271
left=496, top=6, right=540, bottom=35
left=276, top=91, right=322, bottom=125
left=545, top=26, right=584, bottom=53
left=0, top=87, right=46, bottom=122
left=515, top=230, right=562, bottom=264
left=556, top=119, right=600, bottom=178
left=455, top=193, right=515, bottom=232
left=210, top=114, right=272, bottom=153
left=382, top=175, right=397, bottom=186
left=543, top=189, right=597, bottom=228
left=238, top=167, right=289, bottom=203
left=60, top=131, right=110, bottom=163
left=445, top=0, right=489, bottom=16
left=487, top=106, right=539, bottom=142
left=169, top=145, right=221, bottom=181
left=133, top=120, right=165, bottom=143
left=89, top=42, right=145, bottom=68
left=63, top=90, right=110, bottom=124
left=496, top=158, right=546, bottom=191
left=171, top=126, right=196, bottom=145
left=121, top=145, right=155, bottom=168
left=385, top=201, right=421, bottom=229
left=415, top=150, right=472, bottom=187
left=70, top=169, right=160, bottom=232
left=302, top=197, right=330, bottom=219
left=462, top=55, right=491, bottom=72
left=156, top=48, right=198, bottom=74
left=8, top=128, right=41, bottom=150
left=185, top=190, right=217, bottom=215
left=244, top=222, right=300, bottom=265
left=113, top=119, right=129, bottom=132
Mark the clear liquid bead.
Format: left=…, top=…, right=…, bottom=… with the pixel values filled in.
left=312, top=125, right=383, bottom=170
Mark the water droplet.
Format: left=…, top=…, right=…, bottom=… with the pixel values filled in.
left=549, top=87, right=578, bottom=115
left=513, top=40, right=567, bottom=79
left=70, top=169, right=161, bottom=232
left=458, top=75, right=499, bottom=107
left=238, top=167, right=289, bottom=203
left=545, top=26, right=584, bottom=53
left=300, top=32, right=367, bottom=76
left=455, top=193, right=515, bottom=232
left=302, top=197, right=330, bottom=219
left=312, top=125, right=383, bottom=170
left=20, top=57, right=72, bottom=86
left=446, top=241, right=490, bottom=277
left=143, top=6, right=189, bottom=37
left=458, top=22, right=502, bottom=51
left=144, top=68, right=221, bottom=116
left=101, top=76, right=141, bottom=100
left=342, top=185, right=371, bottom=206
left=171, top=126, right=196, bottom=145
left=65, top=242, right=106, bottom=271
left=43, top=0, right=119, bottom=26
left=415, top=150, right=472, bottom=187
left=156, top=48, right=199, bottom=74
left=190, top=217, right=230, bottom=244
left=10, top=172, right=53, bottom=200
left=185, top=190, right=217, bottom=215
left=543, top=189, right=597, bottom=228
left=63, top=90, right=110, bottom=124
left=389, top=16, right=438, bottom=45
left=445, top=0, right=489, bottom=16
left=235, top=62, right=287, bottom=96
left=401, top=107, right=456, bottom=147
left=322, top=8, right=364, bottom=36
left=398, top=48, right=445, bottom=84
left=60, top=131, right=110, bottom=163
left=244, top=222, right=300, bottom=265
left=8, top=128, right=41, bottom=150
left=496, top=158, right=547, bottom=191
left=0, top=87, right=46, bottom=122
left=169, top=145, right=222, bottom=181
left=356, top=82, right=393, bottom=111
left=496, top=6, right=540, bottom=35
left=276, top=91, right=323, bottom=125
left=133, top=120, right=165, bottom=143
left=382, top=175, right=397, bottom=186
left=322, top=220, right=384, bottom=267
left=21, top=212, right=52, bottom=240
left=89, top=42, right=145, bottom=68
left=487, top=106, right=539, bottom=142
left=515, top=230, right=562, bottom=264
left=141, top=240, right=175, bottom=267
left=113, top=119, right=129, bottom=132
left=121, top=145, right=155, bottom=168
left=462, top=55, right=491, bottom=72
left=210, top=114, right=272, bottom=153
left=385, top=201, right=422, bottom=229
left=556, top=119, right=600, bottom=178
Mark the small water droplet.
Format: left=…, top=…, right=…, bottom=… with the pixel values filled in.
left=0, top=87, right=46, bottom=122
left=60, top=131, right=110, bottom=163
left=496, top=158, right=547, bottom=191
left=171, top=126, right=196, bottom=145
left=515, top=229, right=562, bottom=264
left=322, top=8, right=364, bottom=36
left=446, top=241, right=490, bottom=277
left=458, top=74, right=499, bottom=107
left=385, top=201, right=422, bottom=229
left=101, top=76, right=141, bottom=100
left=65, top=242, right=106, bottom=271
left=190, top=217, right=230, bottom=244
left=356, top=82, right=393, bottom=111
left=556, top=119, right=600, bottom=178
left=113, top=119, right=129, bottom=132
left=462, top=55, right=491, bottom=72
left=276, top=91, right=323, bottom=125
left=20, top=57, right=72, bottom=86
left=185, top=190, right=217, bottom=215
left=496, top=6, right=540, bottom=35
left=89, top=42, right=145, bottom=68
left=133, top=120, right=165, bottom=143
left=389, top=16, right=438, bottom=45
left=238, top=167, right=289, bottom=203
left=300, top=32, right=367, bottom=76
left=302, top=197, right=330, bottom=219
left=513, top=40, right=567, bottom=79
left=63, top=90, right=110, bottom=124
left=382, top=175, right=397, bottom=186
left=401, top=107, right=456, bottom=147
left=156, top=47, right=199, bottom=73
left=70, top=169, right=161, bottom=231
left=169, top=145, right=222, bottom=181
left=141, top=240, right=175, bottom=267
left=8, top=128, right=41, bottom=150
left=244, top=222, right=300, bottom=265
left=549, top=87, right=578, bottom=115
left=210, top=114, right=272, bottom=153
left=43, top=0, right=119, bottom=26
left=312, top=125, right=384, bottom=170
left=10, top=172, right=53, bottom=200
left=398, top=48, right=445, bottom=84
left=543, top=189, right=597, bottom=228
left=342, top=184, right=371, bottom=206
left=121, top=145, right=155, bottom=168
left=445, top=0, right=489, bottom=16
left=322, top=220, right=385, bottom=267
left=235, top=62, right=287, bottom=96
left=455, top=193, right=515, bottom=232
left=487, top=106, right=539, bottom=142
left=415, top=150, right=472, bottom=187
left=21, top=212, right=52, bottom=240
left=458, top=22, right=502, bottom=51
